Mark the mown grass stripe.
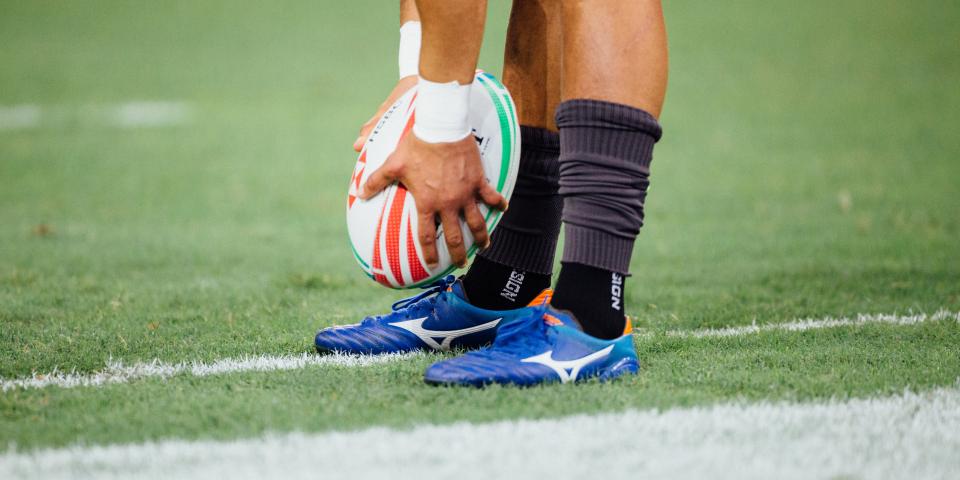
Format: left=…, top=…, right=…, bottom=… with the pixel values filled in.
left=2, top=310, right=956, bottom=392
left=0, top=101, right=191, bottom=130
left=3, top=383, right=958, bottom=480
left=0, top=105, right=42, bottom=130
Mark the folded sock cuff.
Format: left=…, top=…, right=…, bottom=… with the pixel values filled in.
left=478, top=224, right=561, bottom=275
left=478, top=125, right=562, bottom=275
left=555, top=99, right=662, bottom=275
left=555, top=99, right=662, bottom=141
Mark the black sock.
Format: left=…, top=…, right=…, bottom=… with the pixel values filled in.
left=475, top=126, right=562, bottom=274
left=551, top=262, right=627, bottom=339
left=462, top=256, right=551, bottom=310
left=461, top=126, right=560, bottom=310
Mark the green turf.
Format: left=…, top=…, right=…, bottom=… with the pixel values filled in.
left=1, top=0, right=959, bottom=450
left=3, top=321, right=958, bottom=450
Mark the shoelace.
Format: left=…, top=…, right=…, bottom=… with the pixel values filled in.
left=486, top=303, right=553, bottom=354
left=390, top=275, right=456, bottom=312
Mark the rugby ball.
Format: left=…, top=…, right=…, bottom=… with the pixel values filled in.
left=346, top=71, right=520, bottom=289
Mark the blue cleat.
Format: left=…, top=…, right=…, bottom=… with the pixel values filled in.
left=314, top=275, right=551, bottom=355
left=423, top=305, right=638, bottom=387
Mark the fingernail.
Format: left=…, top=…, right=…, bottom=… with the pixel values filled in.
left=354, top=136, right=362, bottom=146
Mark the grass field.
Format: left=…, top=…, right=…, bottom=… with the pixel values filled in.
left=2, top=0, right=959, bottom=478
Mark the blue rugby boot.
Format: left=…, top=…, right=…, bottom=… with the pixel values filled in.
left=423, top=305, right=638, bottom=387
left=314, top=275, right=552, bottom=355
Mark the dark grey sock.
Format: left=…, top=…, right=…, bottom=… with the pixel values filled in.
left=554, top=99, right=662, bottom=274
left=551, top=99, right=661, bottom=337
left=475, top=126, right=562, bottom=275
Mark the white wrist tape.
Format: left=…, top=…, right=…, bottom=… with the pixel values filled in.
left=413, top=77, right=472, bottom=143
left=398, top=21, right=421, bottom=79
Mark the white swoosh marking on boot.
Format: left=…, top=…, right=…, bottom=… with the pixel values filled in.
left=389, top=317, right=502, bottom=351
left=521, top=345, right=615, bottom=383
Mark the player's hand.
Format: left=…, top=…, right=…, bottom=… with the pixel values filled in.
left=353, top=75, right=419, bottom=152
left=358, top=133, right=507, bottom=268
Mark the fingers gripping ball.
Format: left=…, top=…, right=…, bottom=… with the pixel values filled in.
left=346, top=72, right=520, bottom=289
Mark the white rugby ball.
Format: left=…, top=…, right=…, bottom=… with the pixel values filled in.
left=346, top=71, right=520, bottom=289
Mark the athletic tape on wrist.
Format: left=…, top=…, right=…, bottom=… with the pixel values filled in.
left=413, top=77, right=472, bottom=143
left=398, top=21, right=421, bottom=79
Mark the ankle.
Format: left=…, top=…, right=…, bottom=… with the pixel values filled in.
left=462, top=256, right=551, bottom=310
left=551, top=262, right=627, bottom=339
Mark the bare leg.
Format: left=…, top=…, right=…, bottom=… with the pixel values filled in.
left=560, top=0, right=667, bottom=117
left=502, top=0, right=562, bottom=130
left=550, top=0, right=668, bottom=339
left=459, top=0, right=565, bottom=309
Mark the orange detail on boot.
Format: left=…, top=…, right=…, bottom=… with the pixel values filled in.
left=622, top=315, right=634, bottom=335
left=526, top=289, right=553, bottom=307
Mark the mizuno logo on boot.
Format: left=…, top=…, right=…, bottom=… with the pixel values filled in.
left=522, top=345, right=616, bottom=383
left=389, top=317, right=502, bottom=351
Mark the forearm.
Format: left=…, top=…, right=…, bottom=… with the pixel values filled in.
left=398, top=0, right=421, bottom=79
left=415, top=0, right=486, bottom=85
left=400, top=0, right=419, bottom=24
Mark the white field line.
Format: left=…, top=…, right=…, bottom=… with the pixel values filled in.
left=0, top=101, right=191, bottom=130
left=2, top=310, right=956, bottom=392
left=0, top=352, right=417, bottom=392
left=3, top=383, right=959, bottom=480
left=663, top=308, right=960, bottom=339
